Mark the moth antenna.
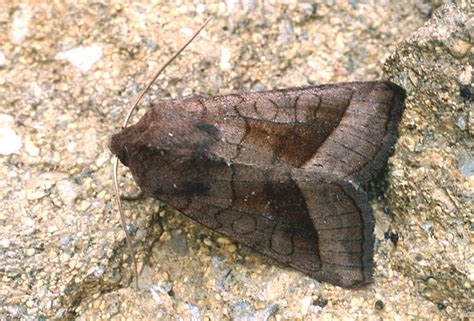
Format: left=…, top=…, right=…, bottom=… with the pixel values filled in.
left=122, top=17, right=211, bottom=128
left=113, top=17, right=211, bottom=289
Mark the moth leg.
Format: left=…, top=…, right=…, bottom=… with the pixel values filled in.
left=120, top=191, right=145, bottom=201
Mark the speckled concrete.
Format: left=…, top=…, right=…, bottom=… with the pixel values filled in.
left=0, top=1, right=470, bottom=320
left=383, top=2, right=472, bottom=314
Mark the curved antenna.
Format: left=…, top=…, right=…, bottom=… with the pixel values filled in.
left=122, top=17, right=211, bottom=128
left=113, top=17, right=211, bottom=289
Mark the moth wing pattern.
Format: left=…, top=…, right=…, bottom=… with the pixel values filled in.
left=200, top=81, right=405, bottom=183
left=109, top=81, right=405, bottom=288
left=174, top=172, right=374, bottom=288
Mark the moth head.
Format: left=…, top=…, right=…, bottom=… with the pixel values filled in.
left=107, top=18, right=211, bottom=290
left=108, top=129, right=132, bottom=166
left=107, top=126, right=142, bottom=167
left=108, top=105, right=220, bottom=169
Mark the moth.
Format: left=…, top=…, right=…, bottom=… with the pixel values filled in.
left=109, top=20, right=406, bottom=288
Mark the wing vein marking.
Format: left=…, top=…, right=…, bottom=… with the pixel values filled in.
left=267, top=98, right=281, bottom=121
left=203, top=203, right=313, bottom=232
left=317, top=224, right=363, bottom=231
left=322, top=151, right=354, bottom=167
left=321, top=250, right=362, bottom=254
left=327, top=137, right=372, bottom=161
left=342, top=122, right=385, bottom=134
left=320, top=261, right=363, bottom=268
left=339, top=126, right=379, bottom=146
left=318, top=211, right=360, bottom=218
left=345, top=109, right=389, bottom=120
left=292, top=95, right=300, bottom=123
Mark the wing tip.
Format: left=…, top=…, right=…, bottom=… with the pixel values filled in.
left=351, top=81, right=406, bottom=184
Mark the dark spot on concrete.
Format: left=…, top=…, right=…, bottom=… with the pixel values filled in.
left=375, top=300, right=384, bottom=310
left=459, top=85, right=471, bottom=100
left=384, top=231, right=399, bottom=246
left=314, top=297, right=328, bottom=308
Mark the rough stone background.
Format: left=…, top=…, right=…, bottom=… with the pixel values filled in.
left=0, top=1, right=470, bottom=320
left=383, top=1, right=472, bottom=314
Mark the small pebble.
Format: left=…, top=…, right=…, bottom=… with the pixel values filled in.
left=301, top=296, right=312, bottom=315
left=196, top=3, right=206, bottom=14
left=24, top=137, right=40, bottom=157
left=220, top=48, right=232, bottom=71
left=456, top=115, right=466, bottom=130
left=1, top=238, right=11, bottom=248
left=10, top=6, right=32, bottom=44
left=0, top=114, right=22, bottom=155
left=375, top=300, right=385, bottom=310
left=458, top=65, right=472, bottom=85
left=56, top=180, right=78, bottom=207
left=55, top=44, right=102, bottom=74
left=450, top=39, right=470, bottom=57
left=314, top=297, right=328, bottom=308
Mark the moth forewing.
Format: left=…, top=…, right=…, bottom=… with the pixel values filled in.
left=110, top=81, right=405, bottom=288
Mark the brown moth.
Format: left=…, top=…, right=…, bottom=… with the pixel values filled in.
left=109, top=20, right=406, bottom=288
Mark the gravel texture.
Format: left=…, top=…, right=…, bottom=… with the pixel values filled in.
left=383, top=2, right=472, bottom=314
left=1, top=1, right=470, bottom=320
